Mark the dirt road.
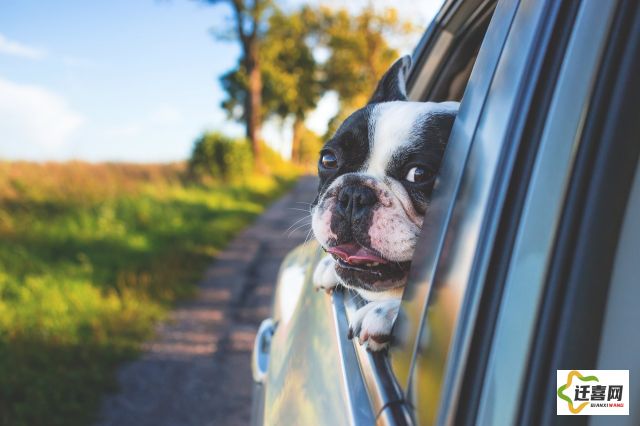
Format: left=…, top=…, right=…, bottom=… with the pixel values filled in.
left=96, top=176, right=318, bottom=426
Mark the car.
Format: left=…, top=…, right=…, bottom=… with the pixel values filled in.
left=251, top=0, right=640, bottom=424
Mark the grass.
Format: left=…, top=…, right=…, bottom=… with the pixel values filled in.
left=0, top=161, right=298, bottom=426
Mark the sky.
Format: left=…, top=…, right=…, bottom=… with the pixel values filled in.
left=0, top=0, right=442, bottom=163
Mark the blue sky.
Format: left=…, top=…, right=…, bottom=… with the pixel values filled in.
left=0, top=0, right=440, bottom=162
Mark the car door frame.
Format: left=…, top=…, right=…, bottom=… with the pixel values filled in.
left=436, top=0, right=639, bottom=425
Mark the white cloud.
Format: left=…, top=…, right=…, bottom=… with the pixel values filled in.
left=0, top=33, right=46, bottom=60
left=0, top=76, right=84, bottom=160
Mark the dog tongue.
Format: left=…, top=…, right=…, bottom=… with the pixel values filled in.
left=327, top=243, right=388, bottom=265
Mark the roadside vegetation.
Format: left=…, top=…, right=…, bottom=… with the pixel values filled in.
left=0, top=151, right=298, bottom=426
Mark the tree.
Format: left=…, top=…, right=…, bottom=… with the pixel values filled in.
left=260, top=7, right=322, bottom=163
left=202, top=0, right=272, bottom=168
left=215, top=4, right=414, bottom=164
left=317, top=6, right=415, bottom=137
left=220, top=6, right=321, bottom=163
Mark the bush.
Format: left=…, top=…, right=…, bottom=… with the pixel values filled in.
left=188, top=132, right=253, bottom=182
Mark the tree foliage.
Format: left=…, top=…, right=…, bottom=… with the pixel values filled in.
left=215, top=4, right=415, bottom=163
left=201, top=0, right=273, bottom=168
left=318, top=6, right=414, bottom=136
left=220, top=6, right=322, bottom=163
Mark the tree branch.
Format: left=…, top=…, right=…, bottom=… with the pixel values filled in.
left=230, top=0, right=249, bottom=52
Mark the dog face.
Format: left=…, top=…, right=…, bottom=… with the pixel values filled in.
left=311, top=56, right=458, bottom=296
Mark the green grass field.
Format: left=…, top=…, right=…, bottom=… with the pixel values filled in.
left=0, top=161, right=297, bottom=426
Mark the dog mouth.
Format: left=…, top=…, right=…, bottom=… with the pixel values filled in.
left=327, top=243, right=388, bottom=267
left=326, top=243, right=411, bottom=287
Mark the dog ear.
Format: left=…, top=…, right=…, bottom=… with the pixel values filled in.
left=368, top=55, right=412, bottom=104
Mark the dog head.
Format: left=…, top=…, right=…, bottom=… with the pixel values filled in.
left=311, top=55, right=458, bottom=298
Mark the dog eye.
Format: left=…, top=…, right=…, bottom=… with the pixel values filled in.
left=405, top=166, right=430, bottom=183
left=320, top=152, right=338, bottom=169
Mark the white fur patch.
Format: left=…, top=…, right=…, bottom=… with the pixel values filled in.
left=311, top=198, right=337, bottom=245
left=365, top=101, right=456, bottom=177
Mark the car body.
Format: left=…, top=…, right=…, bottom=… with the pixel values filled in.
left=251, top=0, right=640, bottom=424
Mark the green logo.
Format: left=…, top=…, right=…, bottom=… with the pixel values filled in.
left=557, top=370, right=599, bottom=414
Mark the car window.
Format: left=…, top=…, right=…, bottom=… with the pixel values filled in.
left=389, top=0, right=499, bottom=390
left=408, top=0, right=495, bottom=103
left=391, top=0, right=592, bottom=423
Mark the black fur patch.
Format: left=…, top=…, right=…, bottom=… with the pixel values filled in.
left=315, top=106, right=374, bottom=205
left=386, top=111, right=457, bottom=214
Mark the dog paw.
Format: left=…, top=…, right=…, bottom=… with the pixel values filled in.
left=313, top=255, right=339, bottom=294
left=348, top=299, right=401, bottom=351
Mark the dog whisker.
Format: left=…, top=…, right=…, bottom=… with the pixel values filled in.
left=303, top=227, right=314, bottom=245
left=286, top=207, right=312, bottom=213
left=287, top=222, right=312, bottom=238
left=284, top=215, right=311, bottom=234
left=287, top=220, right=311, bottom=233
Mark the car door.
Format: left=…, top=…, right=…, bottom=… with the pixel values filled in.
left=391, top=0, right=639, bottom=425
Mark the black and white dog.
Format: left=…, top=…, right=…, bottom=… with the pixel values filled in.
left=311, top=55, right=458, bottom=351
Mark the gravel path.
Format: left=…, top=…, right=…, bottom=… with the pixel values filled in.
left=96, top=176, right=318, bottom=426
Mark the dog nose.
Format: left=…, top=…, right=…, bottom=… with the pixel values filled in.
left=337, top=185, right=377, bottom=220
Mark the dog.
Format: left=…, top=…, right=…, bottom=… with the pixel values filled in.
left=311, top=55, right=458, bottom=351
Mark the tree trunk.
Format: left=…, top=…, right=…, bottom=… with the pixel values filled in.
left=245, top=41, right=263, bottom=170
left=291, top=117, right=304, bottom=164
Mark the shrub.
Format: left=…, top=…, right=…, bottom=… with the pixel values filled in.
left=188, top=132, right=253, bottom=182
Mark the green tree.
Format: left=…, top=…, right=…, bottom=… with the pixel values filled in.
left=217, top=5, right=413, bottom=163
left=222, top=6, right=321, bottom=164
left=318, top=6, right=415, bottom=136
left=202, top=0, right=273, bottom=169
left=261, top=7, right=322, bottom=163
